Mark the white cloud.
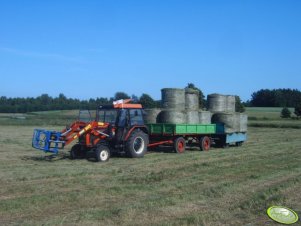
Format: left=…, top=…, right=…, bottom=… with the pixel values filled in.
left=0, top=47, right=85, bottom=63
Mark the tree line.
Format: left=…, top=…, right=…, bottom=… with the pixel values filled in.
left=0, top=92, right=160, bottom=113
left=250, top=88, right=301, bottom=107
left=1, top=87, right=300, bottom=114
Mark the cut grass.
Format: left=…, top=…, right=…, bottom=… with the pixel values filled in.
left=245, top=107, right=301, bottom=129
left=0, top=125, right=300, bottom=225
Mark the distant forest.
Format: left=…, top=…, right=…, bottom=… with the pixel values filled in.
left=0, top=92, right=159, bottom=113
left=0, top=88, right=300, bottom=113
left=250, top=88, right=301, bottom=107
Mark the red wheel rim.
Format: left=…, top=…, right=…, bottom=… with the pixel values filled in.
left=178, top=140, right=185, bottom=153
left=204, top=138, right=210, bottom=151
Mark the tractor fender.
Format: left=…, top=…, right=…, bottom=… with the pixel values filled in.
left=124, top=126, right=149, bottom=141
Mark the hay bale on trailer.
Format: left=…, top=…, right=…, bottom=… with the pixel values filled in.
left=185, top=88, right=199, bottom=110
left=226, top=95, right=236, bottom=112
left=161, top=88, right=185, bottom=110
left=211, top=112, right=240, bottom=133
left=186, top=110, right=199, bottom=124
left=199, top=111, right=212, bottom=124
left=207, top=94, right=227, bottom=112
left=157, top=109, right=186, bottom=124
left=239, top=114, right=248, bottom=132
left=143, top=108, right=161, bottom=124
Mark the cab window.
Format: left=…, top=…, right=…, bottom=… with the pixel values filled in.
left=129, top=109, right=144, bottom=125
left=118, top=109, right=127, bottom=127
left=98, top=110, right=117, bottom=124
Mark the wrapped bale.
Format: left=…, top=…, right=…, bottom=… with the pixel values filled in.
left=211, top=112, right=240, bottom=133
left=186, top=110, right=199, bottom=124
left=143, top=108, right=161, bottom=124
left=226, top=95, right=236, bottom=112
left=207, top=94, right=227, bottom=112
left=239, top=114, right=248, bottom=132
left=161, top=88, right=185, bottom=110
left=158, top=109, right=186, bottom=124
left=185, top=88, right=199, bottom=110
left=199, top=111, right=212, bottom=124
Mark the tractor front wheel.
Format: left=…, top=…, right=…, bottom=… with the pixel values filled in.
left=95, top=145, right=110, bottom=162
left=126, top=130, right=149, bottom=158
left=70, top=144, right=85, bottom=159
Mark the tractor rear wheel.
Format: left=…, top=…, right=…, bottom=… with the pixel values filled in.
left=200, top=136, right=211, bottom=151
left=126, top=130, right=149, bottom=158
left=174, top=137, right=186, bottom=153
left=95, top=145, right=110, bottom=162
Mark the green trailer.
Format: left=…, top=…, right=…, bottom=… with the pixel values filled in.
left=147, top=123, right=247, bottom=153
left=147, top=123, right=219, bottom=153
left=147, top=123, right=217, bottom=135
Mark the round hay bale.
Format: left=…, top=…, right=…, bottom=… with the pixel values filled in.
left=226, top=95, right=236, bottom=112
left=186, top=110, right=199, bottom=124
left=239, top=114, right=248, bottom=132
left=161, top=88, right=185, bottom=110
left=143, top=108, right=161, bottom=124
left=157, top=109, right=186, bottom=124
left=185, top=88, right=199, bottom=110
left=211, top=112, right=240, bottom=133
left=198, top=111, right=212, bottom=124
left=207, top=94, right=227, bottom=112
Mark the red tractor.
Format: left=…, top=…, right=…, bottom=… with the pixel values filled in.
left=32, top=99, right=149, bottom=162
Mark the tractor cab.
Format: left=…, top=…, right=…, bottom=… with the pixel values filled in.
left=97, top=99, right=145, bottom=128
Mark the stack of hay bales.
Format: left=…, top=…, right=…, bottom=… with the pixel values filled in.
left=143, top=108, right=161, bottom=124
left=143, top=88, right=247, bottom=133
left=208, top=94, right=248, bottom=133
left=146, top=88, right=212, bottom=124
left=185, top=88, right=200, bottom=124
left=158, top=88, right=186, bottom=124
left=208, top=94, right=236, bottom=113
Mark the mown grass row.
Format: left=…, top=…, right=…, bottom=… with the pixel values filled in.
left=0, top=125, right=300, bottom=225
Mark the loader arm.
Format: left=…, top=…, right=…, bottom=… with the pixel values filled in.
left=32, top=121, right=110, bottom=154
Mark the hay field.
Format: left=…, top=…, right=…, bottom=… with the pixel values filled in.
left=0, top=109, right=300, bottom=225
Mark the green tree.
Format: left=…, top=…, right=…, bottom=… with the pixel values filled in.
left=294, top=102, right=301, bottom=118
left=235, top=96, right=245, bottom=112
left=114, top=92, right=130, bottom=100
left=185, top=83, right=206, bottom=108
left=281, top=107, right=291, bottom=118
left=139, top=93, right=157, bottom=108
left=251, top=88, right=301, bottom=107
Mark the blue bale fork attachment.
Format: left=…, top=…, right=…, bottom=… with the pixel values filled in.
left=32, top=129, right=65, bottom=154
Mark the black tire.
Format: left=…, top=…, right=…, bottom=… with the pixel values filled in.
left=236, top=141, right=243, bottom=147
left=70, top=144, right=84, bottom=159
left=95, top=145, right=110, bottom=162
left=174, top=137, right=186, bottom=153
left=223, top=143, right=230, bottom=149
left=126, top=130, right=149, bottom=158
left=200, top=136, right=211, bottom=151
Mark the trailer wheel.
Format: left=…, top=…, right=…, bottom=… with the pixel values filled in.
left=223, top=143, right=229, bottom=149
left=126, top=130, right=149, bottom=158
left=70, top=144, right=84, bottom=159
left=174, top=137, right=186, bottom=153
left=95, top=145, right=110, bottom=162
left=200, top=136, right=211, bottom=151
left=236, top=141, right=243, bottom=147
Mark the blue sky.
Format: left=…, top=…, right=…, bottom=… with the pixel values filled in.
left=0, top=0, right=300, bottom=101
